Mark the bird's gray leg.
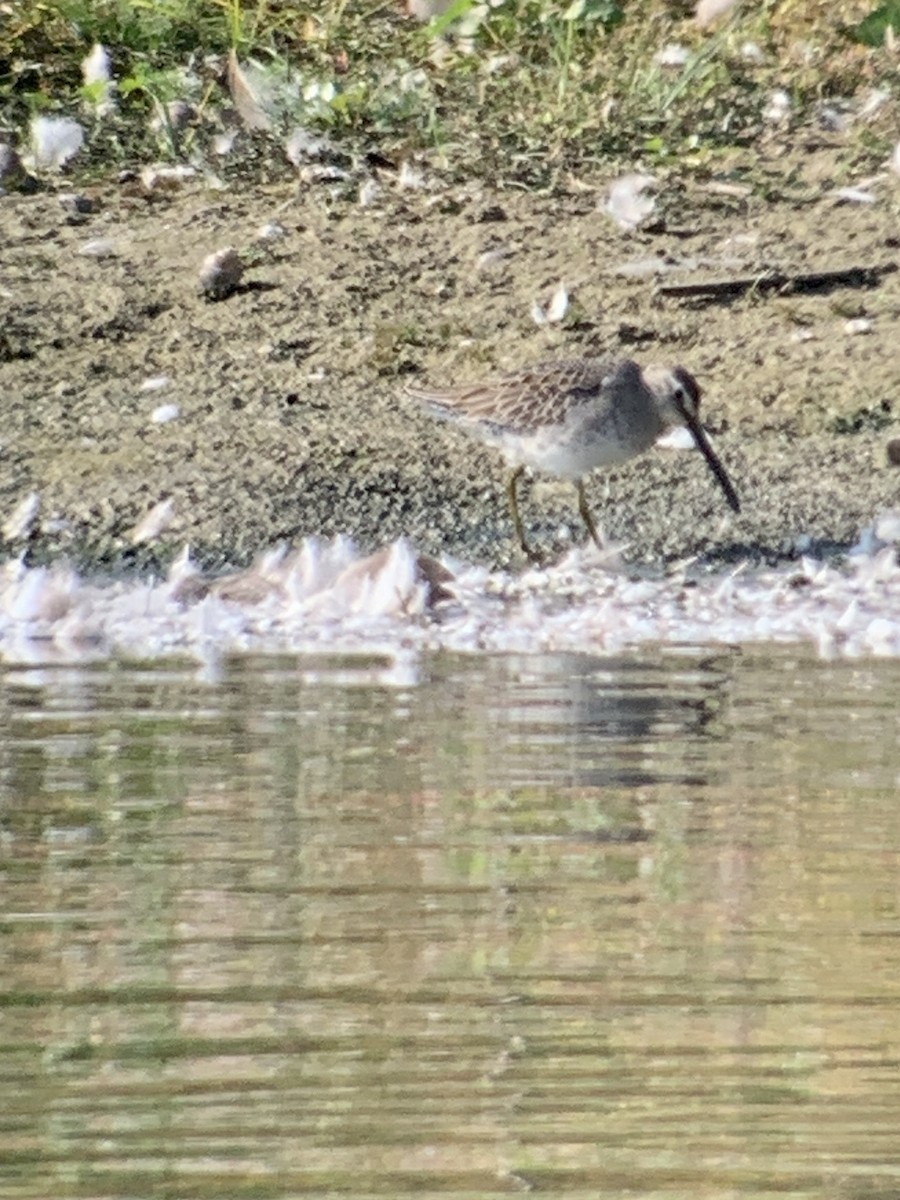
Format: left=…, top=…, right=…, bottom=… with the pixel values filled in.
left=576, top=478, right=604, bottom=550
left=507, top=466, right=542, bottom=564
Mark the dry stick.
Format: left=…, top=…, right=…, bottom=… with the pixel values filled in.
left=657, top=263, right=898, bottom=300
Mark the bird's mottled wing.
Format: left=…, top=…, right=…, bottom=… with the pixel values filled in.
left=406, top=357, right=622, bottom=433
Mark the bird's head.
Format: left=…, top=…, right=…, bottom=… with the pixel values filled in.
left=643, top=363, right=740, bottom=514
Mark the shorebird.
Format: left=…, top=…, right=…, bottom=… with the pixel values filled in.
left=406, top=356, right=740, bottom=562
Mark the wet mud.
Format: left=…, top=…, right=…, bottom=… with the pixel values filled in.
left=2, top=141, right=899, bottom=574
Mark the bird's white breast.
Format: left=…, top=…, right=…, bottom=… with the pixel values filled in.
left=485, top=404, right=655, bottom=480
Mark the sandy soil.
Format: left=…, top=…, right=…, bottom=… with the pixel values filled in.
left=2, top=141, right=899, bottom=574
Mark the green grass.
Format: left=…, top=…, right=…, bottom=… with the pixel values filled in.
left=1, top=0, right=893, bottom=186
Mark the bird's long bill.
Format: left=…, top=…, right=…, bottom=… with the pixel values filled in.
left=682, top=409, right=741, bottom=514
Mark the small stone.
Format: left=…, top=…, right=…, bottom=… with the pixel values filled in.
left=198, top=247, right=243, bottom=301
left=887, top=438, right=900, bottom=467
left=59, top=192, right=96, bottom=215
left=0, top=143, right=26, bottom=193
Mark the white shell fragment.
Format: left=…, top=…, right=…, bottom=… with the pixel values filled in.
left=844, top=318, right=872, bottom=335
left=605, top=173, right=657, bottom=232
left=3, top=493, right=40, bottom=541
left=257, top=221, right=286, bottom=241
left=78, top=238, right=118, bottom=258
left=532, top=281, right=569, bottom=326
left=833, top=187, right=877, bottom=205
left=150, top=403, right=180, bottom=424
left=141, top=374, right=171, bottom=392
left=130, top=498, right=175, bottom=545
left=198, top=248, right=243, bottom=300
left=27, top=116, right=84, bottom=172
left=476, top=246, right=510, bottom=271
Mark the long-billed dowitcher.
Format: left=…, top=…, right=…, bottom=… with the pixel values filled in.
left=406, top=356, right=740, bottom=562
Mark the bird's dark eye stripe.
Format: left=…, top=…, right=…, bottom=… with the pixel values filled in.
left=671, top=367, right=701, bottom=412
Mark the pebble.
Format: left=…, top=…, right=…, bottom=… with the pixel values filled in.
left=59, top=192, right=96, bottom=217
left=0, top=143, right=25, bottom=192
left=198, top=248, right=243, bottom=300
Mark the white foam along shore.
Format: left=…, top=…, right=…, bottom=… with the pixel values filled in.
left=1, top=512, right=900, bottom=670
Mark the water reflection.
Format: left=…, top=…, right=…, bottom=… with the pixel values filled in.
left=2, top=649, right=900, bottom=1198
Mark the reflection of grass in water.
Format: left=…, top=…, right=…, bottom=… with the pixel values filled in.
left=3, top=0, right=893, bottom=183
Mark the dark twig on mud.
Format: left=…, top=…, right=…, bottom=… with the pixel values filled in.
left=658, top=263, right=897, bottom=301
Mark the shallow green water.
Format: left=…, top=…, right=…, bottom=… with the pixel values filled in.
left=2, top=648, right=900, bottom=1199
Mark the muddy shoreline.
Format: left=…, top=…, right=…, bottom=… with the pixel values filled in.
left=2, top=145, right=898, bottom=576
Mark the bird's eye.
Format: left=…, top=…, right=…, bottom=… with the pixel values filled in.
left=673, top=386, right=685, bottom=404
